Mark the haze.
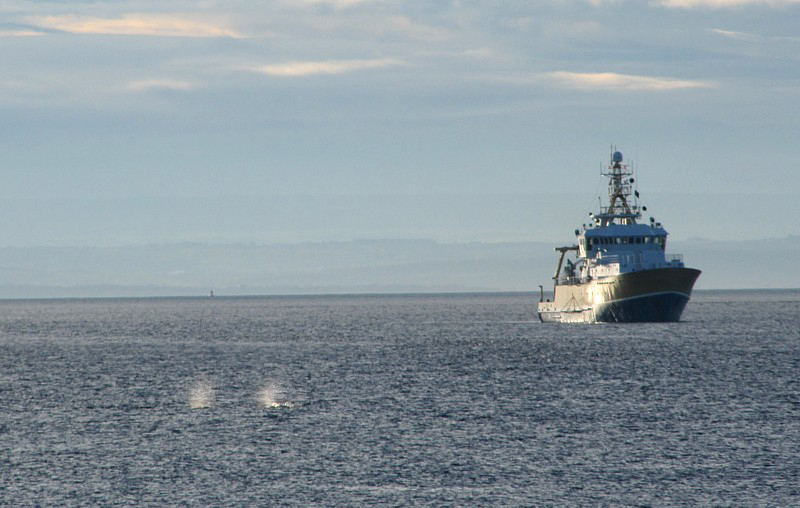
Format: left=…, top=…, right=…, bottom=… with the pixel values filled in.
left=1, top=1, right=798, bottom=296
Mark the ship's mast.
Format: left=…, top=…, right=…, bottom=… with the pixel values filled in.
left=596, top=150, right=640, bottom=227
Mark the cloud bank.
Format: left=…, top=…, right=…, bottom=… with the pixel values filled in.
left=31, top=14, right=241, bottom=38
left=545, top=71, right=714, bottom=91
left=656, top=0, right=800, bottom=8
left=124, top=79, right=196, bottom=92
left=251, top=59, right=405, bottom=77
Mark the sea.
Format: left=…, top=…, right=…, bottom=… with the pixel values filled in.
left=1, top=290, right=798, bottom=506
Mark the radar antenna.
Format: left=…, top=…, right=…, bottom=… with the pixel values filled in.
left=596, top=150, right=641, bottom=227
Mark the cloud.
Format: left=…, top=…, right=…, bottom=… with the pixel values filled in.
left=587, top=0, right=625, bottom=5
left=711, top=28, right=759, bottom=40
left=656, top=0, right=800, bottom=8
left=0, top=29, right=45, bottom=37
left=712, top=27, right=800, bottom=42
left=31, top=14, right=241, bottom=38
left=281, top=0, right=379, bottom=8
left=416, top=48, right=497, bottom=60
left=250, top=58, right=405, bottom=77
left=544, top=71, right=714, bottom=91
left=124, top=79, right=196, bottom=93
left=375, top=15, right=451, bottom=42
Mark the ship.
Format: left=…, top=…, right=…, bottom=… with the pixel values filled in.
left=537, top=149, right=700, bottom=323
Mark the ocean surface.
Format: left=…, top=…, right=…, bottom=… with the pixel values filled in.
left=2, top=290, right=798, bottom=506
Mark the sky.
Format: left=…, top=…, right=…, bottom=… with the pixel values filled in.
left=1, top=0, right=799, bottom=247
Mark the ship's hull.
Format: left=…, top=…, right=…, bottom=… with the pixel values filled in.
left=537, top=267, right=701, bottom=323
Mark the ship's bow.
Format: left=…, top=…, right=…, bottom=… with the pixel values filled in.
left=593, top=267, right=701, bottom=322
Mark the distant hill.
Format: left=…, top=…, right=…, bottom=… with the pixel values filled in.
left=0, top=237, right=797, bottom=298
left=671, top=236, right=800, bottom=290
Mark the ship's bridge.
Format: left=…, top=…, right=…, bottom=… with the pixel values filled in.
left=579, top=223, right=668, bottom=259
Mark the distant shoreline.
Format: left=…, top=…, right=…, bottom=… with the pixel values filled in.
left=1, top=287, right=798, bottom=303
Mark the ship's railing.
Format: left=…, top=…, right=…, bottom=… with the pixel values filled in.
left=667, top=253, right=684, bottom=264
left=557, top=276, right=583, bottom=285
left=596, top=252, right=684, bottom=270
left=604, top=254, right=642, bottom=271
